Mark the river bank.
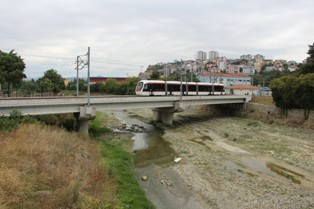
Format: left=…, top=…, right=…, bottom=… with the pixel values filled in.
left=124, top=106, right=314, bottom=209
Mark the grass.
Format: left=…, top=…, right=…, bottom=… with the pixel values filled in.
left=89, top=112, right=112, bottom=137
left=250, top=96, right=274, bottom=106
left=0, top=124, right=118, bottom=209
left=0, top=111, right=154, bottom=209
left=99, top=139, right=155, bottom=209
left=90, top=112, right=155, bottom=209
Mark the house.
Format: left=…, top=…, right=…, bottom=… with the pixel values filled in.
left=225, top=84, right=260, bottom=96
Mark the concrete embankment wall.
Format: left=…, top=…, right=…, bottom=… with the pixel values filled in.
left=241, top=103, right=314, bottom=129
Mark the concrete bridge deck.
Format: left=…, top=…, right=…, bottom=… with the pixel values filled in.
left=0, top=95, right=250, bottom=132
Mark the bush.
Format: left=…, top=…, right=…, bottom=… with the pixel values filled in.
left=0, top=109, right=32, bottom=131
left=38, top=115, right=58, bottom=125
left=37, top=114, right=77, bottom=131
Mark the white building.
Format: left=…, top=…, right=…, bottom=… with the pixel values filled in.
left=208, top=51, right=219, bottom=60
left=196, top=51, right=207, bottom=61
left=210, top=56, right=227, bottom=71
left=225, top=84, right=260, bottom=96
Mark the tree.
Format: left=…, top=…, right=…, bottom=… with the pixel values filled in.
left=0, top=50, right=26, bottom=96
left=40, top=69, right=65, bottom=95
left=19, top=79, right=36, bottom=96
left=295, top=73, right=314, bottom=119
left=36, top=78, right=54, bottom=95
left=104, top=78, right=118, bottom=94
left=118, top=77, right=140, bottom=95
left=270, top=74, right=314, bottom=119
left=149, top=69, right=161, bottom=80
left=299, top=43, right=314, bottom=74
left=270, top=76, right=298, bottom=116
left=67, top=79, right=86, bottom=92
left=164, top=71, right=180, bottom=81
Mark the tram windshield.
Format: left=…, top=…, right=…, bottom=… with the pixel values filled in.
left=135, top=82, right=144, bottom=91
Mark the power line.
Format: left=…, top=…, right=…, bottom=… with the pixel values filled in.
left=22, top=53, right=145, bottom=67
left=20, top=53, right=73, bottom=60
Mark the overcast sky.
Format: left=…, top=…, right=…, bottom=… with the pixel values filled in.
left=1, top=0, right=313, bottom=78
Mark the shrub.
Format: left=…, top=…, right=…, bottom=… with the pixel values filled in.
left=0, top=109, right=25, bottom=131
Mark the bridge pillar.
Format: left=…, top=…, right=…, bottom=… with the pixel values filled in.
left=76, top=106, right=96, bottom=133
left=152, top=102, right=184, bottom=125
left=152, top=107, right=174, bottom=125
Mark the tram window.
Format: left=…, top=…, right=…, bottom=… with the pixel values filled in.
left=170, top=84, right=180, bottom=91
left=189, top=85, right=196, bottom=91
left=198, top=85, right=207, bottom=91
left=144, top=84, right=153, bottom=91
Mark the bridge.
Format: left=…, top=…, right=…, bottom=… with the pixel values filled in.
left=0, top=95, right=250, bottom=132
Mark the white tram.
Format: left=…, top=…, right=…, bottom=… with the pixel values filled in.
left=135, top=80, right=225, bottom=96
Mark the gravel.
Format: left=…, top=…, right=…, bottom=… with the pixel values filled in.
left=126, top=107, right=314, bottom=209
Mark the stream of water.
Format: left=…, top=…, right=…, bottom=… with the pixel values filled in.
left=112, top=111, right=176, bottom=167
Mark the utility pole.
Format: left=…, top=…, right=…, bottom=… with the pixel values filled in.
left=76, top=56, right=79, bottom=96
left=75, top=47, right=90, bottom=103
left=180, top=60, right=183, bottom=103
left=87, top=47, right=90, bottom=106
left=212, top=68, right=215, bottom=95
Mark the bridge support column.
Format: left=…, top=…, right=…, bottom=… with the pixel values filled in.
left=76, top=106, right=96, bottom=134
left=152, top=107, right=174, bottom=125
left=152, top=102, right=184, bottom=126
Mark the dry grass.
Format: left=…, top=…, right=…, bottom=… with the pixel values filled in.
left=0, top=124, right=118, bottom=209
left=250, top=96, right=275, bottom=106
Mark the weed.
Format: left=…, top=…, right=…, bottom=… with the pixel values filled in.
left=0, top=124, right=118, bottom=208
left=89, top=112, right=111, bottom=137
left=247, top=121, right=259, bottom=127
left=90, top=111, right=154, bottom=208
left=99, top=139, right=155, bottom=209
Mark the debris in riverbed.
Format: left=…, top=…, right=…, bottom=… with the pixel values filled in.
left=124, top=124, right=146, bottom=132
left=174, top=157, right=182, bottom=163
left=160, top=179, right=173, bottom=187
left=141, top=175, right=149, bottom=181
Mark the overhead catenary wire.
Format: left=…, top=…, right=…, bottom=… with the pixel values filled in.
left=20, top=52, right=146, bottom=68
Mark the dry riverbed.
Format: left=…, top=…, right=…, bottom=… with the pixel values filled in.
left=111, top=107, right=314, bottom=209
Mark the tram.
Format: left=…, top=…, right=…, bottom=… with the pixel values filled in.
left=135, top=80, right=225, bottom=96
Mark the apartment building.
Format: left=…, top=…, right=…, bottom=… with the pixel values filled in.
left=196, top=51, right=207, bottom=61
left=208, top=51, right=219, bottom=60
left=212, top=56, right=227, bottom=71
left=197, top=72, right=252, bottom=87
left=227, top=65, right=255, bottom=75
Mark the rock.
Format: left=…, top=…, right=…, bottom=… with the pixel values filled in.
left=141, top=175, right=148, bottom=181
left=160, top=179, right=165, bottom=185
left=166, top=182, right=173, bottom=186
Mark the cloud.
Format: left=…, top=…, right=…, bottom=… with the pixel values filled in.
left=1, top=0, right=313, bottom=78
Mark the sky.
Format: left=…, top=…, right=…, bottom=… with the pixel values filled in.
left=1, top=0, right=313, bottom=78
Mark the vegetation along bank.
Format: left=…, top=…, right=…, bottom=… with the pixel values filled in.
left=0, top=111, right=154, bottom=209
